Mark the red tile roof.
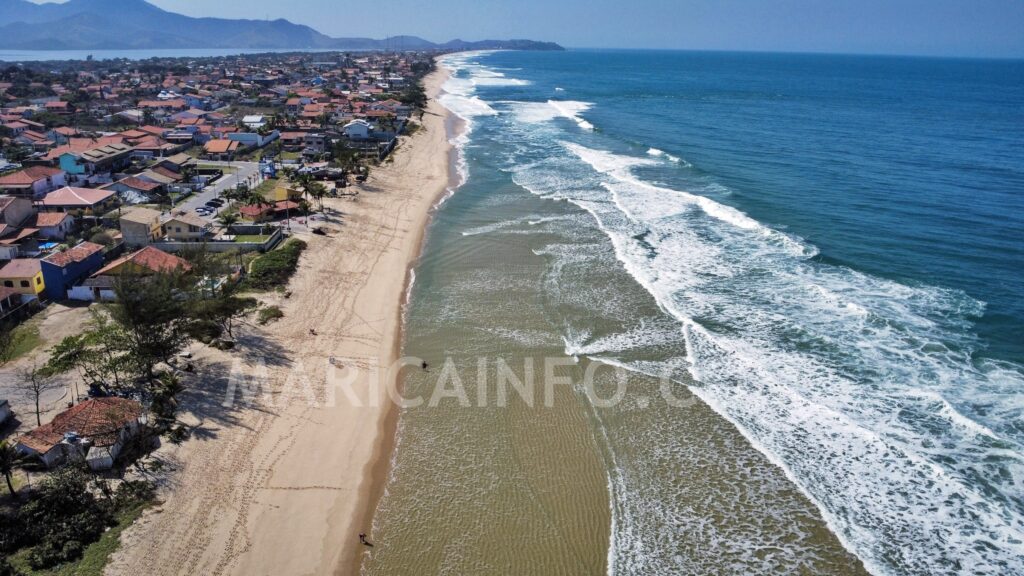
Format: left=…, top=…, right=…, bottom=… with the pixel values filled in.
left=204, top=139, right=239, bottom=154
left=0, top=166, right=63, bottom=186
left=30, top=212, right=71, bottom=227
left=42, top=241, right=104, bottom=267
left=17, top=397, right=143, bottom=453
left=0, top=258, right=41, bottom=278
left=93, top=246, right=192, bottom=277
left=115, top=176, right=161, bottom=191
left=42, top=186, right=115, bottom=208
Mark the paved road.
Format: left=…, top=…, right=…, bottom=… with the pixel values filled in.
left=176, top=161, right=263, bottom=217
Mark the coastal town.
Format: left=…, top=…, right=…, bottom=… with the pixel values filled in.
left=0, top=49, right=441, bottom=575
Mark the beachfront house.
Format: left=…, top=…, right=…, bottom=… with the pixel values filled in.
left=40, top=241, right=105, bottom=301
left=15, top=397, right=147, bottom=471
left=119, top=207, right=163, bottom=247
left=79, top=246, right=191, bottom=302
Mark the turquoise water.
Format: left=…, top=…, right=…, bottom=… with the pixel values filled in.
left=369, top=50, right=1024, bottom=575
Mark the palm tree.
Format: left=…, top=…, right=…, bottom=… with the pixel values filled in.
left=217, top=212, right=239, bottom=227
left=0, top=440, right=24, bottom=498
left=306, top=181, right=328, bottom=212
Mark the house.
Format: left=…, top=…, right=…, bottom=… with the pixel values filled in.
left=119, top=206, right=163, bottom=247
left=0, top=287, right=24, bottom=320
left=41, top=186, right=116, bottom=214
left=105, top=176, right=165, bottom=204
left=14, top=397, right=146, bottom=470
left=0, top=259, right=45, bottom=299
left=203, top=139, right=239, bottom=160
left=40, top=241, right=105, bottom=301
left=228, top=130, right=279, bottom=149
left=162, top=213, right=213, bottom=242
left=82, top=246, right=191, bottom=301
left=242, top=114, right=266, bottom=129
left=239, top=200, right=300, bottom=222
left=59, top=143, right=133, bottom=175
left=28, top=212, right=74, bottom=240
left=0, top=196, right=36, bottom=228
left=342, top=119, right=372, bottom=140
left=44, top=100, right=73, bottom=115
left=0, top=166, right=66, bottom=199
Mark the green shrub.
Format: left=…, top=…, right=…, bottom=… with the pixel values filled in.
left=257, top=305, right=284, bottom=325
left=244, top=239, right=307, bottom=290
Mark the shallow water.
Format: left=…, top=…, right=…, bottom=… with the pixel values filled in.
left=365, top=50, right=1024, bottom=575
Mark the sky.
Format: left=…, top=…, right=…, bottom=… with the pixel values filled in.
left=34, top=0, right=1024, bottom=58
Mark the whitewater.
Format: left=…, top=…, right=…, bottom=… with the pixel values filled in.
left=432, top=51, right=1024, bottom=575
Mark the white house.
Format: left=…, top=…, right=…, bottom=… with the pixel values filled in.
left=242, top=114, right=267, bottom=129
left=343, top=119, right=372, bottom=140
left=15, top=397, right=147, bottom=470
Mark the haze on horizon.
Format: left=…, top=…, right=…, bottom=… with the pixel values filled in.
left=25, top=0, right=1024, bottom=58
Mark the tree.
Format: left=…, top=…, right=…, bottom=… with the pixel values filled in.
left=109, top=272, right=192, bottom=385
left=0, top=322, right=16, bottom=366
left=195, top=282, right=257, bottom=340
left=46, top=310, right=134, bottom=394
left=15, top=363, right=61, bottom=426
left=217, top=212, right=239, bottom=227
left=0, top=440, right=24, bottom=498
left=306, top=180, right=328, bottom=212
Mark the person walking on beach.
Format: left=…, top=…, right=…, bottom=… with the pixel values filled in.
left=422, top=360, right=429, bottom=371
left=359, top=532, right=372, bottom=546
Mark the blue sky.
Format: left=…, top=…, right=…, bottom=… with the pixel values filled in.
left=36, top=0, right=1024, bottom=57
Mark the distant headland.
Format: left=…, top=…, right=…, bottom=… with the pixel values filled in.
left=0, top=0, right=565, bottom=51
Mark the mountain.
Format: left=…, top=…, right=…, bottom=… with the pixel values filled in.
left=0, top=0, right=564, bottom=51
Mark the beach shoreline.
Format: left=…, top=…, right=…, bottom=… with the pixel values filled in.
left=105, top=63, right=455, bottom=576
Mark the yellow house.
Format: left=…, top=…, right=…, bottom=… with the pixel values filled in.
left=162, top=213, right=213, bottom=242
left=0, top=258, right=45, bottom=297
left=272, top=185, right=304, bottom=203
left=119, top=207, right=163, bottom=247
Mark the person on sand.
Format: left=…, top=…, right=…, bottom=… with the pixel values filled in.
left=422, top=360, right=429, bottom=371
left=359, top=532, right=372, bottom=546
left=309, top=328, right=317, bottom=336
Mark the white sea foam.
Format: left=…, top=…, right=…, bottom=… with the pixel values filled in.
left=646, top=147, right=688, bottom=166
left=444, top=49, right=1024, bottom=574
left=509, top=100, right=596, bottom=131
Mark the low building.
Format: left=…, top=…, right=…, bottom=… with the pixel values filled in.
left=342, top=119, right=372, bottom=140
left=203, top=139, right=239, bottom=160
left=0, top=258, right=45, bottom=299
left=14, top=397, right=147, bottom=470
left=0, top=196, right=36, bottom=228
left=162, top=213, right=213, bottom=242
left=0, top=166, right=66, bottom=199
left=40, top=186, right=117, bottom=215
left=105, top=176, right=165, bottom=204
left=40, top=241, right=105, bottom=301
left=59, top=143, right=133, bottom=176
left=29, top=212, right=74, bottom=240
left=119, top=206, right=163, bottom=247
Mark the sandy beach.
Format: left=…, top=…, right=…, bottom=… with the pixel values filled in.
left=105, top=64, right=453, bottom=576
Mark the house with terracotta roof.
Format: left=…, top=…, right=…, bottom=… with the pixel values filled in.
left=81, top=245, right=191, bottom=302
left=40, top=241, right=104, bottom=300
left=0, top=258, right=44, bottom=299
left=58, top=142, right=133, bottom=176
left=0, top=166, right=66, bottom=199
left=15, top=397, right=146, bottom=470
left=203, top=138, right=239, bottom=160
left=105, top=176, right=166, bottom=204
left=28, top=211, right=74, bottom=240
left=40, top=186, right=116, bottom=214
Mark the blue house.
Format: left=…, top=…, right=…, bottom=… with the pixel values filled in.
left=40, top=241, right=106, bottom=301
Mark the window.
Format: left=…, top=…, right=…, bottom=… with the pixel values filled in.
left=2, top=281, right=11, bottom=288
left=20, top=280, right=29, bottom=288
left=36, top=277, right=42, bottom=285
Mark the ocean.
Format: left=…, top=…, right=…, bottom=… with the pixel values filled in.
left=364, top=50, right=1024, bottom=575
